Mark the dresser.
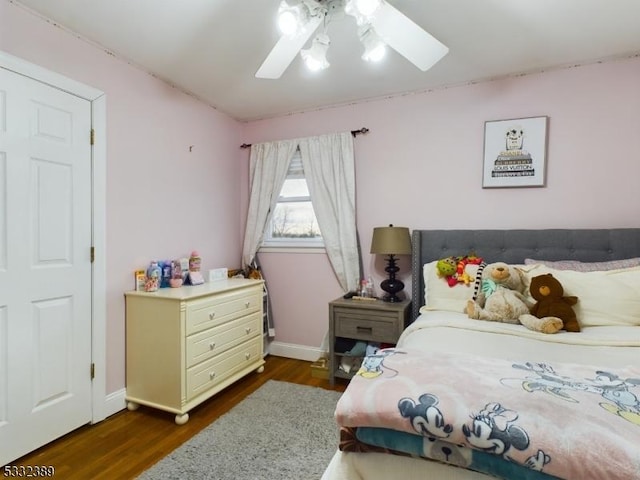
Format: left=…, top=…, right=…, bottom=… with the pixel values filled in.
left=124, top=278, right=264, bottom=424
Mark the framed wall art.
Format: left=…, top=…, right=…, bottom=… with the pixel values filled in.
left=482, top=116, right=548, bottom=188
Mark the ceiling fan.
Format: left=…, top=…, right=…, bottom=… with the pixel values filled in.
left=256, top=0, right=449, bottom=79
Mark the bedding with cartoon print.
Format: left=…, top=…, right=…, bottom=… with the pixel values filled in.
left=338, top=425, right=556, bottom=480
left=334, top=348, right=640, bottom=480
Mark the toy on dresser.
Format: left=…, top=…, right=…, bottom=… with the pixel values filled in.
left=169, top=260, right=183, bottom=288
left=144, top=261, right=162, bottom=292
left=187, top=251, right=205, bottom=285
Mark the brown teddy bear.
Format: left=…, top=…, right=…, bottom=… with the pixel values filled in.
left=528, top=273, right=580, bottom=332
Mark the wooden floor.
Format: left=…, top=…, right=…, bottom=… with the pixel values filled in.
left=7, top=356, right=347, bottom=479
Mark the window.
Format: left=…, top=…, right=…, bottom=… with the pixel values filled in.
left=262, top=150, right=323, bottom=248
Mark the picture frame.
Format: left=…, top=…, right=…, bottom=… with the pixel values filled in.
left=482, top=116, right=548, bottom=188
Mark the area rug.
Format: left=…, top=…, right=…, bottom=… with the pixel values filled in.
left=137, top=380, right=343, bottom=480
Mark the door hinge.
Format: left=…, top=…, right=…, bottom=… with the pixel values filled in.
left=90, top=128, right=95, bottom=145
left=91, top=363, right=95, bottom=380
left=91, top=246, right=95, bottom=263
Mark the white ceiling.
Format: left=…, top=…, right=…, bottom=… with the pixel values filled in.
left=13, top=0, right=640, bottom=122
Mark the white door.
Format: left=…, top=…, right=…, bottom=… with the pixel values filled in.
left=0, top=67, right=93, bottom=465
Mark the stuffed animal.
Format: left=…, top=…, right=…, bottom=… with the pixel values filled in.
left=465, top=262, right=529, bottom=322
left=437, top=254, right=483, bottom=287
left=465, top=262, right=563, bottom=334
left=528, top=273, right=580, bottom=332
left=436, top=257, right=457, bottom=284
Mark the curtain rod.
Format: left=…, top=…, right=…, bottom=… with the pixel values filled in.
left=239, top=127, right=369, bottom=149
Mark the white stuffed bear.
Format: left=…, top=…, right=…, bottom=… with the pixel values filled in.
left=465, top=262, right=563, bottom=334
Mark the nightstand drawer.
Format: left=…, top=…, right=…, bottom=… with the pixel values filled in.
left=334, top=314, right=397, bottom=342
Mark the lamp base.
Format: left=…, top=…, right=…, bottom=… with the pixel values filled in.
left=380, top=279, right=404, bottom=302
left=379, top=254, right=404, bottom=302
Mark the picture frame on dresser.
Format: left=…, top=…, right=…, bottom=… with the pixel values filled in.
left=482, top=115, right=548, bottom=188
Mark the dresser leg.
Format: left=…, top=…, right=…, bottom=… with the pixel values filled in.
left=126, top=401, right=139, bottom=411
left=175, top=413, right=189, bottom=425
left=256, top=365, right=265, bottom=373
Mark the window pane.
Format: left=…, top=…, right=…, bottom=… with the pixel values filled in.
left=280, top=178, right=309, bottom=198
left=271, top=201, right=321, bottom=238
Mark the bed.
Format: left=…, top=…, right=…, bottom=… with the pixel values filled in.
left=322, top=228, right=640, bottom=480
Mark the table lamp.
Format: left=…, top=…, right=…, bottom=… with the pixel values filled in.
left=370, top=225, right=412, bottom=302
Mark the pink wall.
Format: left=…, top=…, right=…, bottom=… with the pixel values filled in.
left=242, top=56, right=640, bottom=351
left=4, top=0, right=640, bottom=389
left=1, top=1, right=245, bottom=393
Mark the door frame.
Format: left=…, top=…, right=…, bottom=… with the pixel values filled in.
left=0, top=50, right=107, bottom=423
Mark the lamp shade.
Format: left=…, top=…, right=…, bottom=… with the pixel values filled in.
left=370, top=225, right=411, bottom=255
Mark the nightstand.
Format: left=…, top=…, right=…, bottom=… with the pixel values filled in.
left=328, top=297, right=410, bottom=386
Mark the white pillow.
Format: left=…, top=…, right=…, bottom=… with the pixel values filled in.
left=523, top=264, right=640, bottom=327
left=422, top=261, right=480, bottom=312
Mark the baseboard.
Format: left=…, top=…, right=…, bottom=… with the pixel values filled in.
left=268, top=341, right=324, bottom=362
left=99, top=388, right=126, bottom=420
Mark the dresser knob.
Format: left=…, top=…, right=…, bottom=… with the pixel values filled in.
left=209, top=312, right=215, bottom=320
left=245, top=353, right=251, bottom=360
left=209, top=342, right=216, bottom=350
left=245, top=327, right=251, bottom=334
left=245, top=301, right=250, bottom=308
left=209, top=372, right=216, bottom=380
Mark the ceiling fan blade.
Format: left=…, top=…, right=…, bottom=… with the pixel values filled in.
left=370, top=2, right=448, bottom=71
left=256, top=15, right=323, bottom=79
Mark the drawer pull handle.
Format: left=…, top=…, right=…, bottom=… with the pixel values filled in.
left=356, top=326, right=373, bottom=333
left=245, top=353, right=251, bottom=360
left=209, top=342, right=216, bottom=350
left=245, top=301, right=250, bottom=308
left=209, top=312, right=216, bottom=320
left=209, top=372, right=216, bottom=380
left=245, top=327, right=251, bottom=334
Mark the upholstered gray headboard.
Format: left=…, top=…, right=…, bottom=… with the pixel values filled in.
left=411, top=228, right=640, bottom=321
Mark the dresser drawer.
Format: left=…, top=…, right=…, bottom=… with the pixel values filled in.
left=186, top=286, right=262, bottom=335
left=334, top=311, right=398, bottom=343
left=186, top=337, right=262, bottom=400
left=186, top=311, right=261, bottom=368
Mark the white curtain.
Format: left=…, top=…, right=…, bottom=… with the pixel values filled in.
left=242, top=132, right=360, bottom=290
left=242, top=140, right=298, bottom=267
left=299, top=132, right=360, bottom=292
left=241, top=132, right=361, bottom=347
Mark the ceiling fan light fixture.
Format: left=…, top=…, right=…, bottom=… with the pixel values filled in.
left=301, top=33, right=330, bottom=71
left=354, top=0, right=382, bottom=16
left=259, top=0, right=447, bottom=79
left=359, top=26, right=386, bottom=62
left=277, top=1, right=308, bottom=36
left=345, top=0, right=382, bottom=23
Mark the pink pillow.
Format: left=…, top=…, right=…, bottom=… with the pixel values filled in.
left=524, top=257, right=640, bottom=272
